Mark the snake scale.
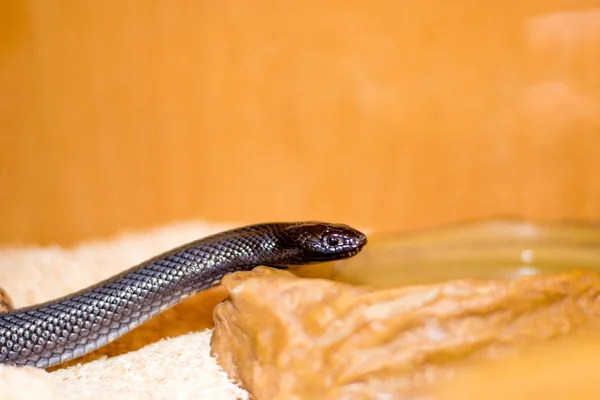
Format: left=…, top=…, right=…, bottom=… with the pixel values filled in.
left=0, top=222, right=367, bottom=368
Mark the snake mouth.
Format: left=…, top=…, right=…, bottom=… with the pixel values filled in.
left=343, top=235, right=367, bottom=259
left=344, top=247, right=363, bottom=259
left=316, top=244, right=366, bottom=263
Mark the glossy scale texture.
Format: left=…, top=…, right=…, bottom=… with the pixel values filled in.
left=0, top=222, right=366, bottom=368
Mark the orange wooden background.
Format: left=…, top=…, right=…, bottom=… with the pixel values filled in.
left=1, top=1, right=600, bottom=246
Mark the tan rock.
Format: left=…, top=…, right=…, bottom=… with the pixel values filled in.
left=434, top=333, right=600, bottom=400
left=211, top=267, right=600, bottom=399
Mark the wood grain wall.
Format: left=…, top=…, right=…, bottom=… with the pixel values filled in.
left=1, top=1, right=600, bottom=246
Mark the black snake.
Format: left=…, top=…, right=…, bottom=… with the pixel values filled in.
left=0, top=222, right=367, bottom=368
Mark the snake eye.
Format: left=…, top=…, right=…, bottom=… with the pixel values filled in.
left=327, top=235, right=340, bottom=247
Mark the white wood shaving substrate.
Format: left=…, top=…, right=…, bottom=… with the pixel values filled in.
left=0, top=221, right=248, bottom=400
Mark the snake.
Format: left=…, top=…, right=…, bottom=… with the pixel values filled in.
left=0, top=222, right=367, bottom=369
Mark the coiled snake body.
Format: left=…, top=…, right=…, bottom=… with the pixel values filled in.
left=0, top=222, right=366, bottom=368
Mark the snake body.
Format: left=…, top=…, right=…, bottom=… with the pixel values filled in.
left=0, top=222, right=366, bottom=368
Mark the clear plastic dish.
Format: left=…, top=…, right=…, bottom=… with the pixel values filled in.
left=325, top=219, right=600, bottom=288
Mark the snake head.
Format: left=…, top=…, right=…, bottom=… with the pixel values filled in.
left=279, top=222, right=367, bottom=265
